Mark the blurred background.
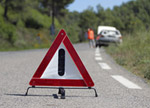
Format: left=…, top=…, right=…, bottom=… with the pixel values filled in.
left=1, top=0, right=150, bottom=50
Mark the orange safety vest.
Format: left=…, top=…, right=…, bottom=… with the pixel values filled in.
left=88, top=30, right=94, bottom=40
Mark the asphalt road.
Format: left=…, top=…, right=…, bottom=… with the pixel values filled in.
left=0, top=43, right=150, bottom=108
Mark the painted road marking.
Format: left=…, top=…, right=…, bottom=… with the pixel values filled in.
left=95, top=51, right=99, bottom=54
left=95, top=57, right=102, bottom=61
left=95, top=49, right=99, bottom=53
left=95, top=48, right=99, bottom=51
left=95, top=53, right=101, bottom=56
left=111, top=75, right=142, bottom=89
left=98, top=63, right=111, bottom=69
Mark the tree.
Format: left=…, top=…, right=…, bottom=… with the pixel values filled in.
left=39, top=0, right=74, bottom=17
left=2, top=0, right=26, bottom=20
left=60, top=11, right=80, bottom=43
left=79, top=7, right=98, bottom=41
left=3, top=0, right=9, bottom=20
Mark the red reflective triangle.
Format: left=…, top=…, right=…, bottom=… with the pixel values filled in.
left=29, top=29, right=94, bottom=87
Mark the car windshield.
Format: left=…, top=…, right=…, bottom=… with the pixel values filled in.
left=101, top=30, right=120, bottom=35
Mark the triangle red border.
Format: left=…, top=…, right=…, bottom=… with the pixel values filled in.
left=29, top=29, right=94, bottom=87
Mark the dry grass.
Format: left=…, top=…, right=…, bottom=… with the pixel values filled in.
left=106, top=31, right=150, bottom=82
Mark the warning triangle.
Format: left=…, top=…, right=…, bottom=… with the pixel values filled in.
left=29, top=29, right=94, bottom=87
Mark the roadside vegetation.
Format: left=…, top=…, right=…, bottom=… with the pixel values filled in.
left=1, top=0, right=150, bottom=51
left=106, top=31, right=150, bottom=82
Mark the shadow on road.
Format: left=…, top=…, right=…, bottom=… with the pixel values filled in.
left=5, top=93, right=53, bottom=97
left=4, top=93, right=95, bottom=99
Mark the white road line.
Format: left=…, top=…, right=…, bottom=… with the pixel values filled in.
left=95, top=57, right=102, bottom=61
left=111, top=75, right=142, bottom=89
left=98, top=63, right=111, bottom=69
left=95, top=49, right=99, bottom=53
left=95, top=53, right=101, bottom=56
left=95, top=48, right=99, bottom=51
left=95, top=51, right=100, bottom=54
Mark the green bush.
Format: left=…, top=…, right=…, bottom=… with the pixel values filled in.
left=0, top=5, right=4, bottom=15
left=23, top=8, right=60, bottom=29
left=144, top=66, right=150, bottom=80
left=25, top=17, right=43, bottom=29
left=0, top=16, right=17, bottom=45
left=106, top=31, right=150, bottom=81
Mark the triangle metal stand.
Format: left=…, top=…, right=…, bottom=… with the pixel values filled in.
left=25, top=86, right=98, bottom=99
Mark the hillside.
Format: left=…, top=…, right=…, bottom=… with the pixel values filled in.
left=0, top=0, right=150, bottom=51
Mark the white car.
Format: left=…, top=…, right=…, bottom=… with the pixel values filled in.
left=96, top=26, right=122, bottom=47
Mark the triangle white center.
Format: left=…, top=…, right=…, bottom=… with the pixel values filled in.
left=41, top=43, right=83, bottom=79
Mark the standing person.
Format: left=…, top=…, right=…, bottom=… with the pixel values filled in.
left=88, top=28, right=95, bottom=48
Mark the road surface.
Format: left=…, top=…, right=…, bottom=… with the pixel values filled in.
left=0, top=43, right=150, bottom=108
